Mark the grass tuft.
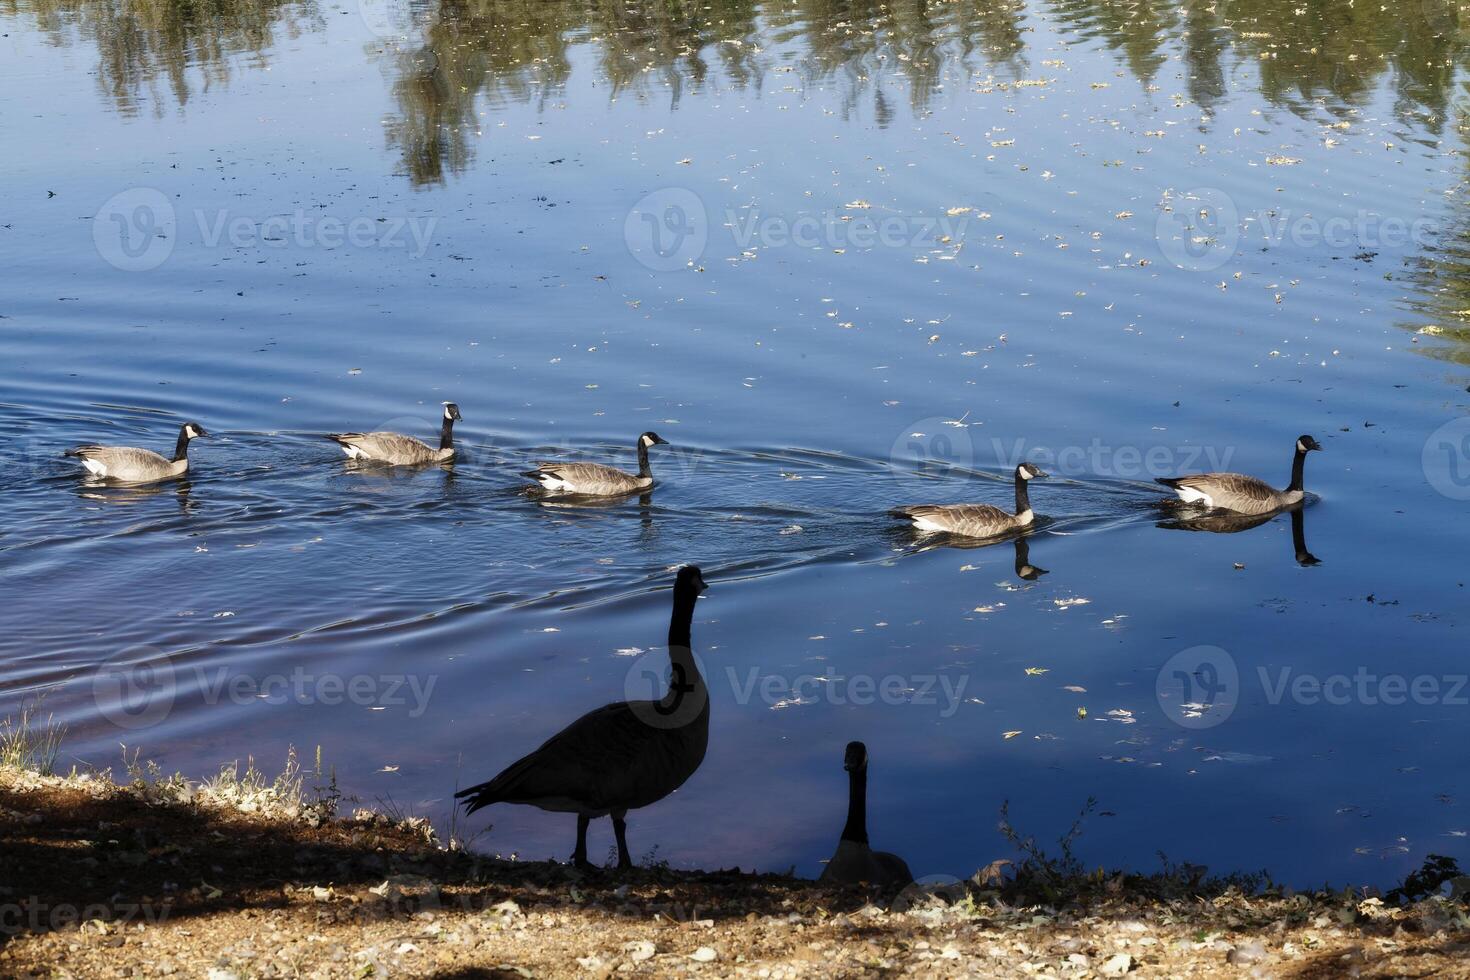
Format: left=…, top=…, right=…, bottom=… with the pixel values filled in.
left=0, top=698, right=68, bottom=775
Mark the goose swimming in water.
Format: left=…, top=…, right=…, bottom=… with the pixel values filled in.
left=326, top=402, right=461, bottom=465
left=525, top=432, right=669, bottom=496
left=890, top=463, right=1047, bottom=538
left=818, top=741, right=913, bottom=889
left=456, top=565, right=710, bottom=870
left=66, top=422, right=208, bottom=484
left=1156, top=435, right=1321, bottom=515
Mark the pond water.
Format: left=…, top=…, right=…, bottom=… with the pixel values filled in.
left=2, top=0, right=1468, bottom=888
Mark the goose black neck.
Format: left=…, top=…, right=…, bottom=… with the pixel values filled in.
left=1291, top=507, right=1317, bottom=564
left=637, top=439, right=652, bottom=478
left=439, top=416, right=456, bottom=451
left=172, top=429, right=191, bottom=463
left=668, top=586, right=698, bottom=652
left=1287, top=447, right=1307, bottom=492
left=1014, top=470, right=1032, bottom=515
left=840, top=766, right=869, bottom=844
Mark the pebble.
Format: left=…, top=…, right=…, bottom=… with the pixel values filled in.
left=691, top=946, right=718, bottom=962
left=625, top=940, right=656, bottom=963
left=1100, top=952, right=1133, bottom=976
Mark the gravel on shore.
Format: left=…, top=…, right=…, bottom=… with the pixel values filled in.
left=3, top=765, right=1469, bottom=978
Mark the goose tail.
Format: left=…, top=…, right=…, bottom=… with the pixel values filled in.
left=1154, top=477, right=1185, bottom=489
left=453, top=782, right=500, bottom=816
left=324, top=433, right=361, bottom=445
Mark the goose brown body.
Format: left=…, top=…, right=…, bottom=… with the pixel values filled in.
left=66, top=422, right=207, bottom=484
left=327, top=403, right=461, bottom=465
left=891, top=463, right=1047, bottom=538
left=1156, top=435, right=1321, bottom=515
left=526, top=432, right=668, bottom=496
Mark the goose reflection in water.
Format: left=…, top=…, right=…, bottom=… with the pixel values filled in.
left=77, top=476, right=199, bottom=516
left=1157, top=503, right=1320, bottom=567
left=900, top=526, right=1053, bottom=583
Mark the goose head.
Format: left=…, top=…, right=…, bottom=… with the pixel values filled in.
left=843, top=741, right=868, bottom=772
left=640, top=431, right=669, bottom=448
left=181, top=422, right=209, bottom=440
left=674, top=564, right=708, bottom=599
left=1016, top=462, right=1047, bottom=480
left=1296, top=434, right=1322, bottom=453
left=443, top=402, right=463, bottom=421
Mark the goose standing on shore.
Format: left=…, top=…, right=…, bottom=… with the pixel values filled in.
left=456, top=565, right=710, bottom=870
left=525, top=432, right=669, bottom=496
left=1156, top=435, right=1321, bottom=515
left=66, top=422, right=208, bottom=484
left=326, top=402, right=461, bottom=465
left=891, top=463, right=1047, bottom=538
left=818, top=742, right=913, bottom=888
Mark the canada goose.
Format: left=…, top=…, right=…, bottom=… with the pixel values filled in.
left=890, top=463, right=1047, bottom=538
left=65, top=422, right=208, bottom=484
left=456, top=565, right=710, bottom=870
left=525, top=432, right=669, bottom=496
left=818, top=741, right=913, bottom=889
left=1156, top=435, right=1321, bottom=515
left=326, top=402, right=461, bottom=465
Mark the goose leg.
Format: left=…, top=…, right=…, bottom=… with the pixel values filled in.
left=572, top=814, right=594, bottom=870
left=611, top=810, right=633, bottom=870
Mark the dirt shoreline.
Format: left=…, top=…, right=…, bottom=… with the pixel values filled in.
left=3, top=765, right=1469, bottom=978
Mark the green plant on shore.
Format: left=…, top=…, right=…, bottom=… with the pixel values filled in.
left=0, top=698, right=68, bottom=775
left=987, top=796, right=1275, bottom=909
left=1388, top=854, right=1467, bottom=905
